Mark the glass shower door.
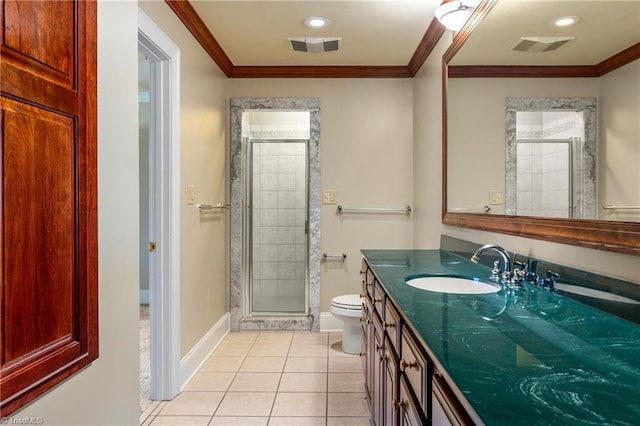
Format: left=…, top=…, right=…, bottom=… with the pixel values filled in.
left=248, top=139, right=308, bottom=315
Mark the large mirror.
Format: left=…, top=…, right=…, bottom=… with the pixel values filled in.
left=443, top=0, right=640, bottom=255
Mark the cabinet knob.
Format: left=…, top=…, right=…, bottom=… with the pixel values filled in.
left=400, top=359, right=418, bottom=372
left=358, top=352, right=365, bottom=357
left=374, top=297, right=382, bottom=303
left=383, top=321, right=395, bottom=329
left=392, top=399, right=406, bottom=409
left=379, top=354, right=388, bottom=362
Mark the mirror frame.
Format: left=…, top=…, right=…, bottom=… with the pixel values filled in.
left=441, top=0, right=640, bottom=256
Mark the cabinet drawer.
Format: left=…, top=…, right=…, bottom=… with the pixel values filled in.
left=373, top=283, right=386, bottom=316
left=398, top=375, right=428, bottom=426
left=366, top=270, right=376, bottom=300
left=361, top=259, right=374, bottom=299
left=400, top=327, right=429, bottom=411
left=384, top=298, right=401, bottom=352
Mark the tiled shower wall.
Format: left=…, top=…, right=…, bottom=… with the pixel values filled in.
left=251, top=141, right=307, bottom=313
left=517, top=142, right=570, bottom=217
left=516, top=112, right=579, bottom=218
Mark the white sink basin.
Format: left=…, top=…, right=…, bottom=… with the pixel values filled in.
left=406, top=276, right=501, bottom=294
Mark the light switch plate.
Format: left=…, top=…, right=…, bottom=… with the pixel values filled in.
left=187, top=185, right=196, bottom=205
left=489, top=190, right=503, bottom=205
left=323, top=190, right=337, bottom=205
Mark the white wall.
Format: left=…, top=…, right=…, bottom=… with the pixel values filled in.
left=413, top=34, right=640, bottom=285
left=599, top=59, right=640, bottom=222
left=17, top=2, right=141, bottom=424
left=229, top=79, right=415, bottom=310
left=139, top=1, right=230, bottom=357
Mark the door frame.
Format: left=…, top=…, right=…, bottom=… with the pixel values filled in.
left=138, top=9, right=181, bottom=400
left=229, top=98, right=321, bottom=332
left=245, top=138, right=311, bottom=317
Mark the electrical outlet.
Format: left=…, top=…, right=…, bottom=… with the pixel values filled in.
left=489, top=190, right=503, bottom=205
left=323, top=190, right=337, bottom=205
left=187, top=185, right=196, bottom=205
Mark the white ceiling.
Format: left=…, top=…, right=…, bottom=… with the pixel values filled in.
left=184, top=0, right=640, bottom=69
left=189, top=0, right=441, bottom=66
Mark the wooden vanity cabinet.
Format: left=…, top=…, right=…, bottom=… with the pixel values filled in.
left=361, top=258, right=475, bottom=425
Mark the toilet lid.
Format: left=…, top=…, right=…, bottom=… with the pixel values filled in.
left=331, top=294, right=363, bottom=309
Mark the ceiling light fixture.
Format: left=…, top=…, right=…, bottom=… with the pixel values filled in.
left=551, top=16, right=580, bottom=28
left=304, top=16, right=331, bottom=29
left=435, top=0, right=482, bottom=32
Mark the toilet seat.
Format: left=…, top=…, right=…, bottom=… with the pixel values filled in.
left=331, top=294, right=362, bottom=310
left=329, top=294, right=364, bottom=354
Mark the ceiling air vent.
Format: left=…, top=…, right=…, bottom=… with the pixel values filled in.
left=288, top=37, right=342, bottom=54
left=512, top=37, right=574, bottom=53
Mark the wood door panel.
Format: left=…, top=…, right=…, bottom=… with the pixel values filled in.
left=1, top=0, right=75, bottom=88
left=0, top=0, right=97, bottom=416
left=2, top=97, right=75, bottom=363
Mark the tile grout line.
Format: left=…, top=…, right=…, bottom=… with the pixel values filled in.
left=267, top=331, right=291, bottom=421
left=210, top=331, right=257, bottom=420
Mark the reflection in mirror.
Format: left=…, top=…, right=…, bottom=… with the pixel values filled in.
left=505, top=98, right=596, bottom=219
left=442, top=0, right=640, bottom=255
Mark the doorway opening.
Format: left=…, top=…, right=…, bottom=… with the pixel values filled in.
left=137, top=50, right=152, bottom=412
left=138, top=9, right=181, bottom=411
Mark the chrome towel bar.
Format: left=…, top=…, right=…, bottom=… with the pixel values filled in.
left=322, top=253, right=347, bottom=262
left=197, top=203, right=230, bottom=211
left=337, top=205, right=412, bottom=215
left=603, top=204, right=640, bottom=210
left=449, top=206, right=491, bottom=213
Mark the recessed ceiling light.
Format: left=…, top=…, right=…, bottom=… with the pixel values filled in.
left=551, top=16, right=580, bottom=27
left=304, top=16, right=331, bottom=29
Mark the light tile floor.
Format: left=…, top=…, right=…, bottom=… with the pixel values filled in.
left=140, top=331, right=371, bottom=426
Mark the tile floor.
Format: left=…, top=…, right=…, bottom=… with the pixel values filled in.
left=140, top=331, right=371, bottom=425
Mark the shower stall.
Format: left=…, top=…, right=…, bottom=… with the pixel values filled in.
left=245, top=139, right=309, bottom=315
left=505, top=98, right=597, bottom=220
left=229, top=98, right=321, bottom=332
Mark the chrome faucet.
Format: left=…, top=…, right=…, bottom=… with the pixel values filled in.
left=470, top=244, right=512, bottom=283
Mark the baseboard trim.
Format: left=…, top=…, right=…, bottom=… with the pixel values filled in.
left=320, top=312, right=343, bottom=332
left=179, top=312, right=230, bottom=389
left=140, top=289, right=149, bottom=305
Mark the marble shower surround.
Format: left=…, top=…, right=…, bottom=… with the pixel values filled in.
left=505, top=97, right=596, bottom=219
left=230, top=98, right=321, bottom=331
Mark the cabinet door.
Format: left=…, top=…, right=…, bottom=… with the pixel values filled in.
left=363, top=296, right=374, bottom=402
left=373, top=311, right=385, bottom=425
left=384, top=338, right=399, bottom=426
left=0, top=0, right=98, bottom=416
left=432, top=373, right=475, bottom=425
left=399, top=377, right=428, bottom=426
left=432, top=388, right=453, bottom=426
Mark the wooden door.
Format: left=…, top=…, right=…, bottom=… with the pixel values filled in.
left=0, top=0, right=98, bottom=416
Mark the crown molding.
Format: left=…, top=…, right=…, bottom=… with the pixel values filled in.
left=165, top=0, right=445, bottom=78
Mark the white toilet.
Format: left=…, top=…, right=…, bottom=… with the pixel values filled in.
left=330, top=294, right=364, bottom=354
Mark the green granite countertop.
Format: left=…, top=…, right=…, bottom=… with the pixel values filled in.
left=362, top=249, right=640, bottom=426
